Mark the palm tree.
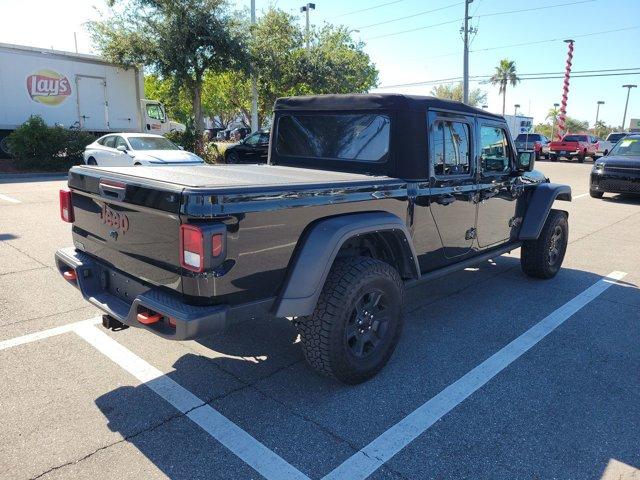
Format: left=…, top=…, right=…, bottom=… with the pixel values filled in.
left=489, top=59, right=520, bottom=115
left=546, top=106, right=560, bottom=123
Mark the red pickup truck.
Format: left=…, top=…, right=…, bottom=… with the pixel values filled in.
left=548, top=134, right=599, bottom=163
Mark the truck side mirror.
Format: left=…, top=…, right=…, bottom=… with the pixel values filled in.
left=516, top=151, right=535, bottom=172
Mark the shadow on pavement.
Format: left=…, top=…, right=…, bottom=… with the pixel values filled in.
left=94, top=259, right=638, bottom=479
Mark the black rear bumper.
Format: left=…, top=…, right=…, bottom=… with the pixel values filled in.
left=55, top=247, right=272, bottom=340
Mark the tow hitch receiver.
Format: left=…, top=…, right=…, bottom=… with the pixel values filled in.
left=137, top=311, right=162, bottom=325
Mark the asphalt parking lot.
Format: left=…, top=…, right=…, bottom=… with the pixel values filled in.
left=0, top=161, right=638, bottom=480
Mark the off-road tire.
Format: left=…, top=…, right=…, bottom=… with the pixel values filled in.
left=549, top=155, right=558, bottom=162
left=578, top=151, right=586, bottom=163
left=590, top=189, right=604, bottom=199
left=521, top=209, right=568, bottom=279
left=296, top=256, right=404, bottom=384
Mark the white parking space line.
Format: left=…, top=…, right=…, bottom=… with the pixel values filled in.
left=0, top=193, right=21, bottom=204
left=323, top=271, right=628, bottom=480
left=73, top=323, right=310, bottom=480
left=0, top=318, right=100, bottom=351
left=574, top=193, right=588, bottom=199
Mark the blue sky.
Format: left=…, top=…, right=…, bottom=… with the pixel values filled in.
left=3, top=0, right=639, bottom=127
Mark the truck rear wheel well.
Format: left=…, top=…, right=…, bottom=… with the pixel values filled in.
left=336, top=231, right=417, bottom=280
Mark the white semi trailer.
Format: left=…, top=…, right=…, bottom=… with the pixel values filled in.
left=0, top=42, right=184, bottom=155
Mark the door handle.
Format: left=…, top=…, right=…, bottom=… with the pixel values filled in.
left=435, top=194, right=455, bottom=206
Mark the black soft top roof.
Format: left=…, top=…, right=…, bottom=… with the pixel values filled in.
left=274, top=93, right=502, bottom=119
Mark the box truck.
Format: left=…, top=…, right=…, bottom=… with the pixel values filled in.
left=0, top=42, right=184, bottom=155
left=503, top=114, right=534, bottom=139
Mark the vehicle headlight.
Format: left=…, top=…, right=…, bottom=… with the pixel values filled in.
left=594, top=162, right=605, bottom=171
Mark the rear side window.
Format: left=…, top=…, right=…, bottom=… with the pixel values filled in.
left=432, top=120, right=471, bottom=175
left=276, top=114, right=390, bottom=162
left=103, top=136, right=116, bottom=148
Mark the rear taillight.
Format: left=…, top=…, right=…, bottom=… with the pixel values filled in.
left=180, top=224, right=204, bottom=272
left=59, top=189, right=74, bottom=223
left=212, top=233, right=223, bottom=257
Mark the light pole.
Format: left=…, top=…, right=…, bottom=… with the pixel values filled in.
left=595, top=100, right=604, bottom=128
left=301, top=3, right=316, bottom=50
left=250, top=0, right=258, bottom=132
left=621, top=84, right=637, bottom=131
left=551, top=102, right=559, bottom=140
left=514, top=104, right=520, bottom=116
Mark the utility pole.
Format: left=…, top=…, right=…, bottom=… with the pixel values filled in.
left=461, top=0, right=475, bottom=105
left=551, top=102, right=559, bottom=140
left=250, top=0, right=258, bottom=132
left=556, top=39, right=574, bottom=140
left=73, top=32, right=78, bottom=53
left=301, top=3, right=316, bottom=50
left=595, top=100, right=604, bottom=131
left=621, top=84, right=637, bottom=131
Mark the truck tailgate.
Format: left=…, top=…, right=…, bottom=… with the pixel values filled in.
left=68, top=168, right=183, bottom=295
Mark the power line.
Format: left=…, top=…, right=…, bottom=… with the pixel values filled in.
left=364, top=0, right=598, bottom=41
left=334, top=0, right=406, bottom=18
left=357, top=2, right=462, bottom=30
left=377, top=69, right=640, bottom=89
left=422, top=25, right=640, bottom=60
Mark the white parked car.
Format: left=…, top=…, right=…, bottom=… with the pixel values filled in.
left=83, top=133, right=204, bottom=166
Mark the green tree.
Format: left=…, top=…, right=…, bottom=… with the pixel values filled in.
left=489, top=59, right=520, bottom=115
left=430, top=82, right=487, bottom=107
left=89, top=0, right=248, bottom=134
left=564, top=117, right=589, bottom=133
left=248, top=8, right=378, bottom=123
left=534, top=122, right=553, bottom=139
left=144, top=75, right=191, bottom=124
left=593, top=120, right=613, bottom=139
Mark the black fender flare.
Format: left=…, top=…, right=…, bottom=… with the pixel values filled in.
left=273, top=211, right=419, bottom=318
left=519, top=183, right=572, bottom=240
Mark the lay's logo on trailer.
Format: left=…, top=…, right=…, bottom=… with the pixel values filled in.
left=26, top=70, right=72, bottom=106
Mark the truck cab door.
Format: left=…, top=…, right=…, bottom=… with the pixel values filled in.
left=143, top=102, right=166, bottom=133
left=427, top=113, right=478, bottom=260
left=476, top=123, right=519, bottom=248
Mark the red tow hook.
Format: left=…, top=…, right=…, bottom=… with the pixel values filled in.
left=137, top=311, right=162, bottom=325
left=63, top=270, right=77, bottom=282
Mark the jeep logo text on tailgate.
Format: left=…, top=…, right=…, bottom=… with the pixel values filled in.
left=100, top=204, right=129, bottom=235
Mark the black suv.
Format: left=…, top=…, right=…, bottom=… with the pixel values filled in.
left=56, top=94, right=571, bottom=384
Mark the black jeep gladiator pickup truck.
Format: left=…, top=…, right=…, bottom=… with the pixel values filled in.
left=56, top=94, right=571, bottom=384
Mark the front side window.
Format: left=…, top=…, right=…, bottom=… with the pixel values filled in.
left=480, top=126, right=511, bottom=173
left=115, top=136, right=128, bottom=149
left=243, top=132, right=260, bottom=146
left=276, top=114, right=390, bottom=162
left=146, top=104, right=165, bottom=121
left=432, top=120, right=471, bottom=175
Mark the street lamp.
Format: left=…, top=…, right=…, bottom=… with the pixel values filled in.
left=595, top=100, right=604, bottom=132
left=301, top=3, right=316, bottom=49
left=621, top=84, right=637, bottom=131
left=551, top=102, right=560, bottom=140
left=514, top=104, right=520, bottom=116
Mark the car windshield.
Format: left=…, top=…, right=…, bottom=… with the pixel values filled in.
left=563, top=135, right=587, bottom=142
left=609, top=137, right=640, bottom=156
left=127, top=136, right=178, bottom=151
left=515, top=134, right=539, bottom=141
left=606, top=133, right=627, bottom=143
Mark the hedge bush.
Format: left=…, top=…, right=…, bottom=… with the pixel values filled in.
left=6, top=116, right=96, bottom=171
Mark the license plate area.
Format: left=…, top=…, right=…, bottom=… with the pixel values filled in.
left=99, top=266, right=148, bottom=304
